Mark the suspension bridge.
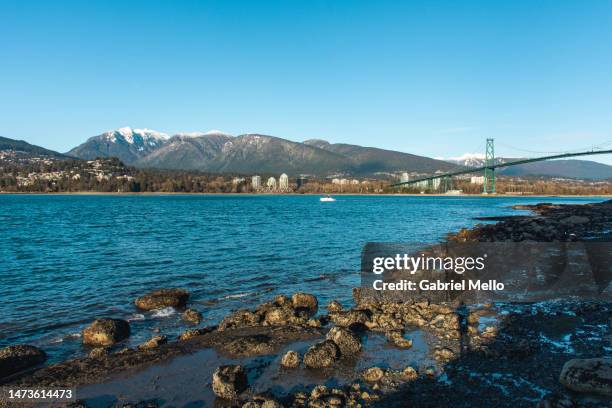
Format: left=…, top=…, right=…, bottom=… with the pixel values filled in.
left=391, top=139, right=612, bottom=193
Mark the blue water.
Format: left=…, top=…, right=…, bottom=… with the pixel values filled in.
left=0, top=194, right=605, bottom=363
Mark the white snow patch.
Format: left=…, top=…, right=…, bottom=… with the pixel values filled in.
left=175, top=130, right=233, bottom=138
left=447, top=153, right=485, bottom=161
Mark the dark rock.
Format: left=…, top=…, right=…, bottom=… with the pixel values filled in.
left=327, top=300, right=343, bottom=312
left=137, top=335, right=167, bottom=350
left=82, top=318, right=130, bottom=346
left=402, top=366, right=418, bottom=381
left=307, top=318, right=322, bottom=328
left=328, top=310, right=370, bottom=327
left=434, top=347, right=455, bottom=361
left=88, top=347, right=109, bottom=359
left=362, top=367, right=385, bottom=382
left=212, top=365, right=248, bottom=399
left=385, top=330, right=413, bottom=348
left=219, top=309, right=263, bottom=331
left=264, top=307, right=296, bottom=326
left=559, top=358, right=612, bottom=396
left=303, top=340, right=340, bottom=368
left=274, top=294, right=292, bottom=307
left=280, top=350, right=300, bottom=368
left=560, top=215, right=590, bottom=225
left=537, top=393, right=576, bottom=408
left=260, top=400, right=282, bottom=408
left=0, top=345, right=47, bottom=378
left=291, top=293, right=318, bottom=316
left=182, top=308, right=202, bottom=324
left=224, top=335, right=275, bottom=357
left=178, top=326, right=214, bottom=341
left=134, top=288, right=189, bottom=310
left=326, top=326, right=362, bottom=356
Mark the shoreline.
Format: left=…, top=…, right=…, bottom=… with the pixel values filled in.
left=1, top=191, right=611, bottom=198
left=1, top=200, right=610, bottom=407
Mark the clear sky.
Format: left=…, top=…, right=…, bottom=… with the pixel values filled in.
left=1, top=0, right=611, bottom=164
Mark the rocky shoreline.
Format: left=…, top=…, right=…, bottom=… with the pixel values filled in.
left=1, top=200, right=610, bottom=407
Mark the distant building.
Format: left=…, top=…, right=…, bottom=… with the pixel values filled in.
left=279, top=173, right=289, bottom=191
left=331, top=178, right=341, bottom=185
left=340, top=178, right=349, bottom=185
left=252, top=175, right=261, bottom=190
left=400, top=172, right=410, bottom=183
left=266, top=176, right=277, bottom=190
left=232, top=177, right=245, bottom=185
left=432, top=178, right=441, bottom=190
left=470, top=176, right=485, bottom=185
left=351, top=179, right=359, bottom=184
left=416, top=180, right=428, bottom=189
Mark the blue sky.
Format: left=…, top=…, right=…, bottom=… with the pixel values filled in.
left=1, top=0, right=611, bottom=164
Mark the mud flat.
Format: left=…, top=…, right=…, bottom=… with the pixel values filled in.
left=1, top=200, right=610, bottom=407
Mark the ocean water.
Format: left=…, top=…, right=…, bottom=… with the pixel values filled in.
left=0, top=194, right=605, bottom=363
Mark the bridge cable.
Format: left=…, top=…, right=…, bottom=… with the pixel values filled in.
left=496, top=140, right=612, bottom=156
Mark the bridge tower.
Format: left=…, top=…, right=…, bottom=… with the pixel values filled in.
left=483, top=138, right=495, bottom=194
left=441, top=175, right=452, bottom=192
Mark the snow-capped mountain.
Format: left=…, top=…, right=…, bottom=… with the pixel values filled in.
left=442, top=153, right=507, bottom=167
left=67, top=128, right=459, bottom=175
left=68, top=127, right=169, bottom=163
left=441, top=152, right=612, bottom=179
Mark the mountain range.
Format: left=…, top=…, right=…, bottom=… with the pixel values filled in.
left=1, top=128, right=610, bottom=179
left=66, top=127, right=458, bottom=176
left=445, top=154, right=612, bottom=180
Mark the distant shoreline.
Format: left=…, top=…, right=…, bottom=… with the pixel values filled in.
left=1, top=191, right=611, bottom=198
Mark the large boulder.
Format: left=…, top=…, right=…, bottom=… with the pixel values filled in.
left=135, top=288, right=189, bottom=310
left=264, top=307, right=296, bottom=326
left=326, top=327, right=362, bottom=356
left=212, top=365, right=248, bottom=399
left=82, top=318, right=130, bottom=346
left=291, top=293, right=318, bottom=316
left=303, top=340, right=340, bottom=368
left=0, top=345, right=47, bottom=378
left=559, top=358, right=612, bottom=396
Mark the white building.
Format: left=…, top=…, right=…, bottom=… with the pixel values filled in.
left=279, top=173, right=289, bottom=191
left=351, top=179, right=360, bottom=184
left=400, top=172, right=410, bottom=183
left=252, top=175, right=261, bottom=190
left=432, top=178, right=441, bottom=190
left=232, top=177, right=245, bottom=185
left=470, top=176, right=485, bottom=185
left=266, top=176, right=277, bottom=190
left=331, top=178, right=341, bottom=184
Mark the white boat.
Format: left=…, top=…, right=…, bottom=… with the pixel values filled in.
left=320, top=195, right=336, bottom=202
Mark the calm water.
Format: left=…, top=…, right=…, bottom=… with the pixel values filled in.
left=0, top=194, right=605, bottom=363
